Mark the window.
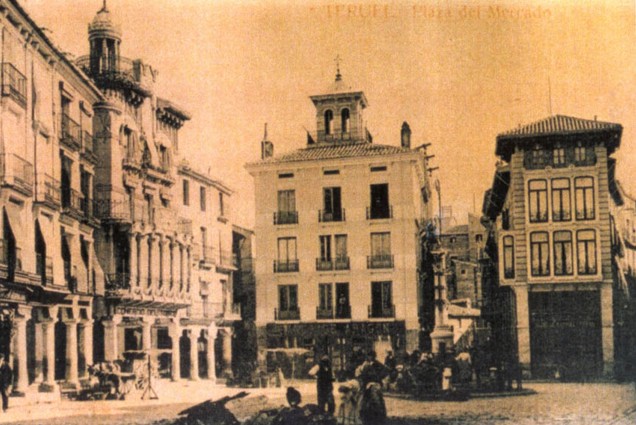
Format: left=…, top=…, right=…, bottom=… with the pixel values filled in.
left=370, top=165, right=387, bottom=172
left=575, top=177, right=595, bottom=220
left=528, top=180, right=548, bottom=222
left=475, top=234, right=483, bottom=243
left=369, top=232, right=392, bottom=268
left=577, top=230, right=597, bottom=275
left=278, top=284, right=298, bottom=311
left=183, top=179, right=190, bottom=206
left=319, top=283, right=333, bottom=311
left=323, top=169, right=340, bottom=175
left=503, top=236, right=514, bottom=279
left=219, top=192, right=225, bottom=217
left=276, top=190, right=297, bottom=224
left=370, top=281, right=393, bottom=318
left=335, top=283, right=350, bottom=318
left=369, top=183, right=390, bottom=219
left=319, top=235, right=331, bottom=261
left=341, top=108, right=350, bottom=133
left=574, top=146, right=586, bottom=163
left=553, top=147, right=566, bottom=166
left=145, top=194, right=153, bottom=224
left=322, top=187, right=342, bottom=221
left=278, top=172, right=294, bottom=179
left=200, top=187, right=206, bottom=211
left=201, top=227, right=208, bottom=258
left=553, top=231, right=573, bottom=276
left=551, top=178, right=571, bottom=221
left=276, top=237, right=298, bottom=272
left=530, top=232, right=550, bottom=276
left=324, top=109, right=334, bottom=135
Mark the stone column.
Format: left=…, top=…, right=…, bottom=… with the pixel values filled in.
left=206, top=327, right=216, bottom=381
left=189, top=329, right=199, bottom=381
left=40, top=318, right=58, bottom=392
left=162, top=239, right=171, bottom=290
left=11, top=309, right=30, bottom=396
left=179, top=245, right=185, bottom=293
left=139, top=234, right=148, bottom=288
left=81, top=320, right=94, bottom=377
left=142, top=318, right=153, bottom=353
left=170, top=320, right=181, bottom=381
left=130, top=234, right=138, bottom=287
left=515, top=286, right=531, bottom=375
left=64, top=319, right=80, bottom=386
left=172, top=242, right=180, bottom=292
left=34, top=320, right=44, bottom=383
left=103, top=316, right=122, bottom=362
left=221, top=328, right=233, bottom=378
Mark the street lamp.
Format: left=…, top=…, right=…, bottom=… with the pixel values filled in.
left=434, top=179, right=442, bottom=236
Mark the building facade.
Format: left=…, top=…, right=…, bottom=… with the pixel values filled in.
left=246, top=73, right=433, bottom=375
left=482, top=115, right=623, bottom=379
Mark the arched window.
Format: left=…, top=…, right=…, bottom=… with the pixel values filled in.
left=324, top=110, right=334, bottom=135
left=341, top=108, right=350, bottom=133
left=503, top=236, right=514, bottom=279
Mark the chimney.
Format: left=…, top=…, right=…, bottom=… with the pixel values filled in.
left=401, top=121, right=411, bottom=149
left=261, top=123, right=274, bottom=159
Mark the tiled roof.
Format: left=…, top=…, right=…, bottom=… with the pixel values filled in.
left=444, top=224, right=469, bottom=235
left=499, top=115, right=621, bottom=138
left=254, top=142, right=412, bottom=165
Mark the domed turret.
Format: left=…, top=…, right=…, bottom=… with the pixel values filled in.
left=88, top=0, right=121, bottom=75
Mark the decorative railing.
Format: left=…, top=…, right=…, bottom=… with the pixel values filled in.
left=61, top=188, right=84, bottom=217
left=82, top=131, right=95, bottom=159
left=106, top=272, right=131, bottom=292
left=316, top=258, right=333, bottom=271
left=1, top=63, right=26, bottom=107
left=335, top=256, right=350, bottom=270
left=177, top=218, right=192, bottom=235
left=0, top=153, right=34, bottom=195
left=35, top=174, right=61, bottom=207
left=319, top=208, right=345, bottom=222
left=524, top=148, right=596, bottom=170
left=61, top=113, right=81, bottom=151
left=274, top=259, right=299, bottom=273
left=368, top=304, right=395, bottom=318
left=367, top=254, right=394, bottom=269
left=94, top=197, right=131, bottom=221
left=316, top=307, right=334, bottom=320
left=273, top=211, right=298, bottom=225
left=202, top=246, right=216, bottom=264
left=219, top=250, right=234, bottom=268
left=275, top=308, right=300, bottom=321
left=335, top=304, right=351, bottom=319
left=36, top=253, right=54, bottom=285
left=367, top=205, right=393, bottom=220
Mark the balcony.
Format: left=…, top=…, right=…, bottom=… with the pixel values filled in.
left=36, top=253, right=54, bottom=285
left=81, top=131, right=97, bottom=163
left=153, top=206, right=175, bottom=230
left=106, top=272, right=131, bottom=293
left=80, top=196, right=95, bottom=220
left=275, top=308, right=300, bottom=321
left=273, top=211, right=298, bottom=225
left=219, top=250, right=235, bottom=270
left=61, top=188, right=84, bottom=219
left=367, top=254, right=394, bottom=269
left=368, top=304, right=395, bottom=319
left=366, top=205, right=393, bottom=220
left=316, top=307, right=334, bottom=320
left=0, top=153, right=34, bottom=196
left=94, top=197, right=131, bottom=222
left=316, top=258, right=333, bottom=271
left=35, top=174, right=61, bottom=208
left=274, top=259, right=299, bottom=273
left=319, top=208, right=345, bottom=223
left=335, top=304, right=351, bottom=319
left=60, top=113, right=82, bottom=151
left=335, top=256, right=350, bottom=270
left=1, top=63, right=26, bottom=107
left=201, top=245, right=216, bottom=266
left=177, top=218, right=193, bottom=236
left=0, top=242, right=23, bottom=276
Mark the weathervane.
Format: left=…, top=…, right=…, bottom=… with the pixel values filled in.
left=335, top=55, right=342, bottom=81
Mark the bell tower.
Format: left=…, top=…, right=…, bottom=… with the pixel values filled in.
left=88, top=0, right=122, bottom=75
left=309, top=59, right=369, bottom=145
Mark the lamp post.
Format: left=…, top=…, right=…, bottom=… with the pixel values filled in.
left=434, top=179, right=442, bottom=236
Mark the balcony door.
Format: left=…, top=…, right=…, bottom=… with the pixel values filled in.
left=335, top=283, right=350, bottom=318
left=323, top=187, right=342, bottom=221
left=61, top=155, right=72, bottom=209
left=370, top=184, right=389, bottom=219
left=371, top=281, right=392, bottom=318
left=35, top=220, right=47, bottom=284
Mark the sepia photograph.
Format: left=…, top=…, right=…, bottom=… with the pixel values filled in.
left=0, top=0, right=634, bottom=423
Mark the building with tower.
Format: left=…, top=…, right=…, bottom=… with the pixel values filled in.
left=245, top=70, right=434, bottom=375
left=481, top=115, right=630, bottom=379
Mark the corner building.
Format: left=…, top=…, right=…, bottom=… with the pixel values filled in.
left=246, top=73, right=433, bottom=375
left=482, top=115, right=622, bottom=379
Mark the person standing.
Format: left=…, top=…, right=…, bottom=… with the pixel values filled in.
left=0, top=354, right=12, bottom=413
left=315, top=355, right=335, bottom=415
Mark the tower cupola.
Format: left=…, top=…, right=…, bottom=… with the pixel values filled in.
left=88, top=0, right=122, bottom=75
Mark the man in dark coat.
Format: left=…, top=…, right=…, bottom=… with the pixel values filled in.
left=316, top=356, right=335, bottom=415
left=0, top=354, right=12, bottom=412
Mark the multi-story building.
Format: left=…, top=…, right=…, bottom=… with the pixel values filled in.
left=246, top=72, right=433, bottom=375
left=481, top=115, right=624, bottom=379
left=0, top=0, right=103, bottom=396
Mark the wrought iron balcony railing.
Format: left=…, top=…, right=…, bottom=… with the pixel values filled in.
left=366, top=205, right=393, bottom=220
left=316, top=258, right=333, bottom=271
left=316, top=307, right=334, bottom=320
left=36, top=253, right=54, bottom=285
left=82, top=131, right=96, bottom=161
left=61, top=188, right=84, bottom=217
left=274, top=259, right=299, bottom=273
left=1, top=63, right=26, bottom=107
left=0, top=153, right=34, bottom=195
left=275, top=308, right=300, bottom=321
left=106, top=272, right=131, bottom=292
left=61, top=113, right=82, bottom=151
left=273, top=211, right=298, bottom=225
left=368, top=304, right=395, bottom=319
left=319, top=208, right=345, bottom=222
left=335, top=256, right=350, bottom=270
left=35, top=174, right=61, bottom=207
left=335, top=304, right=351, bottom=319
left=367, top=254, right=394, bottom=269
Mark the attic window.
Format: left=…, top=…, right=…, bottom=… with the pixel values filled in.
left=324, top=110, right=334, bottom=135
left=370, top=166, right=387, bottom=172
left=279, top=172, right=294, bottom=179
left=323, top=169, right=340, bottom=176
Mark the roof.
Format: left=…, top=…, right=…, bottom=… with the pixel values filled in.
left=157, top=98, right=191, bottom=121
left=443, top=224, right=469, bottom=235
left=448, top=304, right=481, bottom=318
left=249, top=142, right=413, bottom=166
left=496, top=115, right=622, bottom=159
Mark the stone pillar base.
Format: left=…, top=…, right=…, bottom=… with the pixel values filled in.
left=10, top=390, right=26, bottom=397
left=430, top=326, right=454, bottom=354
left=38, top=382, right=58, bottom=393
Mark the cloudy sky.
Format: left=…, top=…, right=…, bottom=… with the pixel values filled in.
left=24, top=0, right=636, bottom=228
